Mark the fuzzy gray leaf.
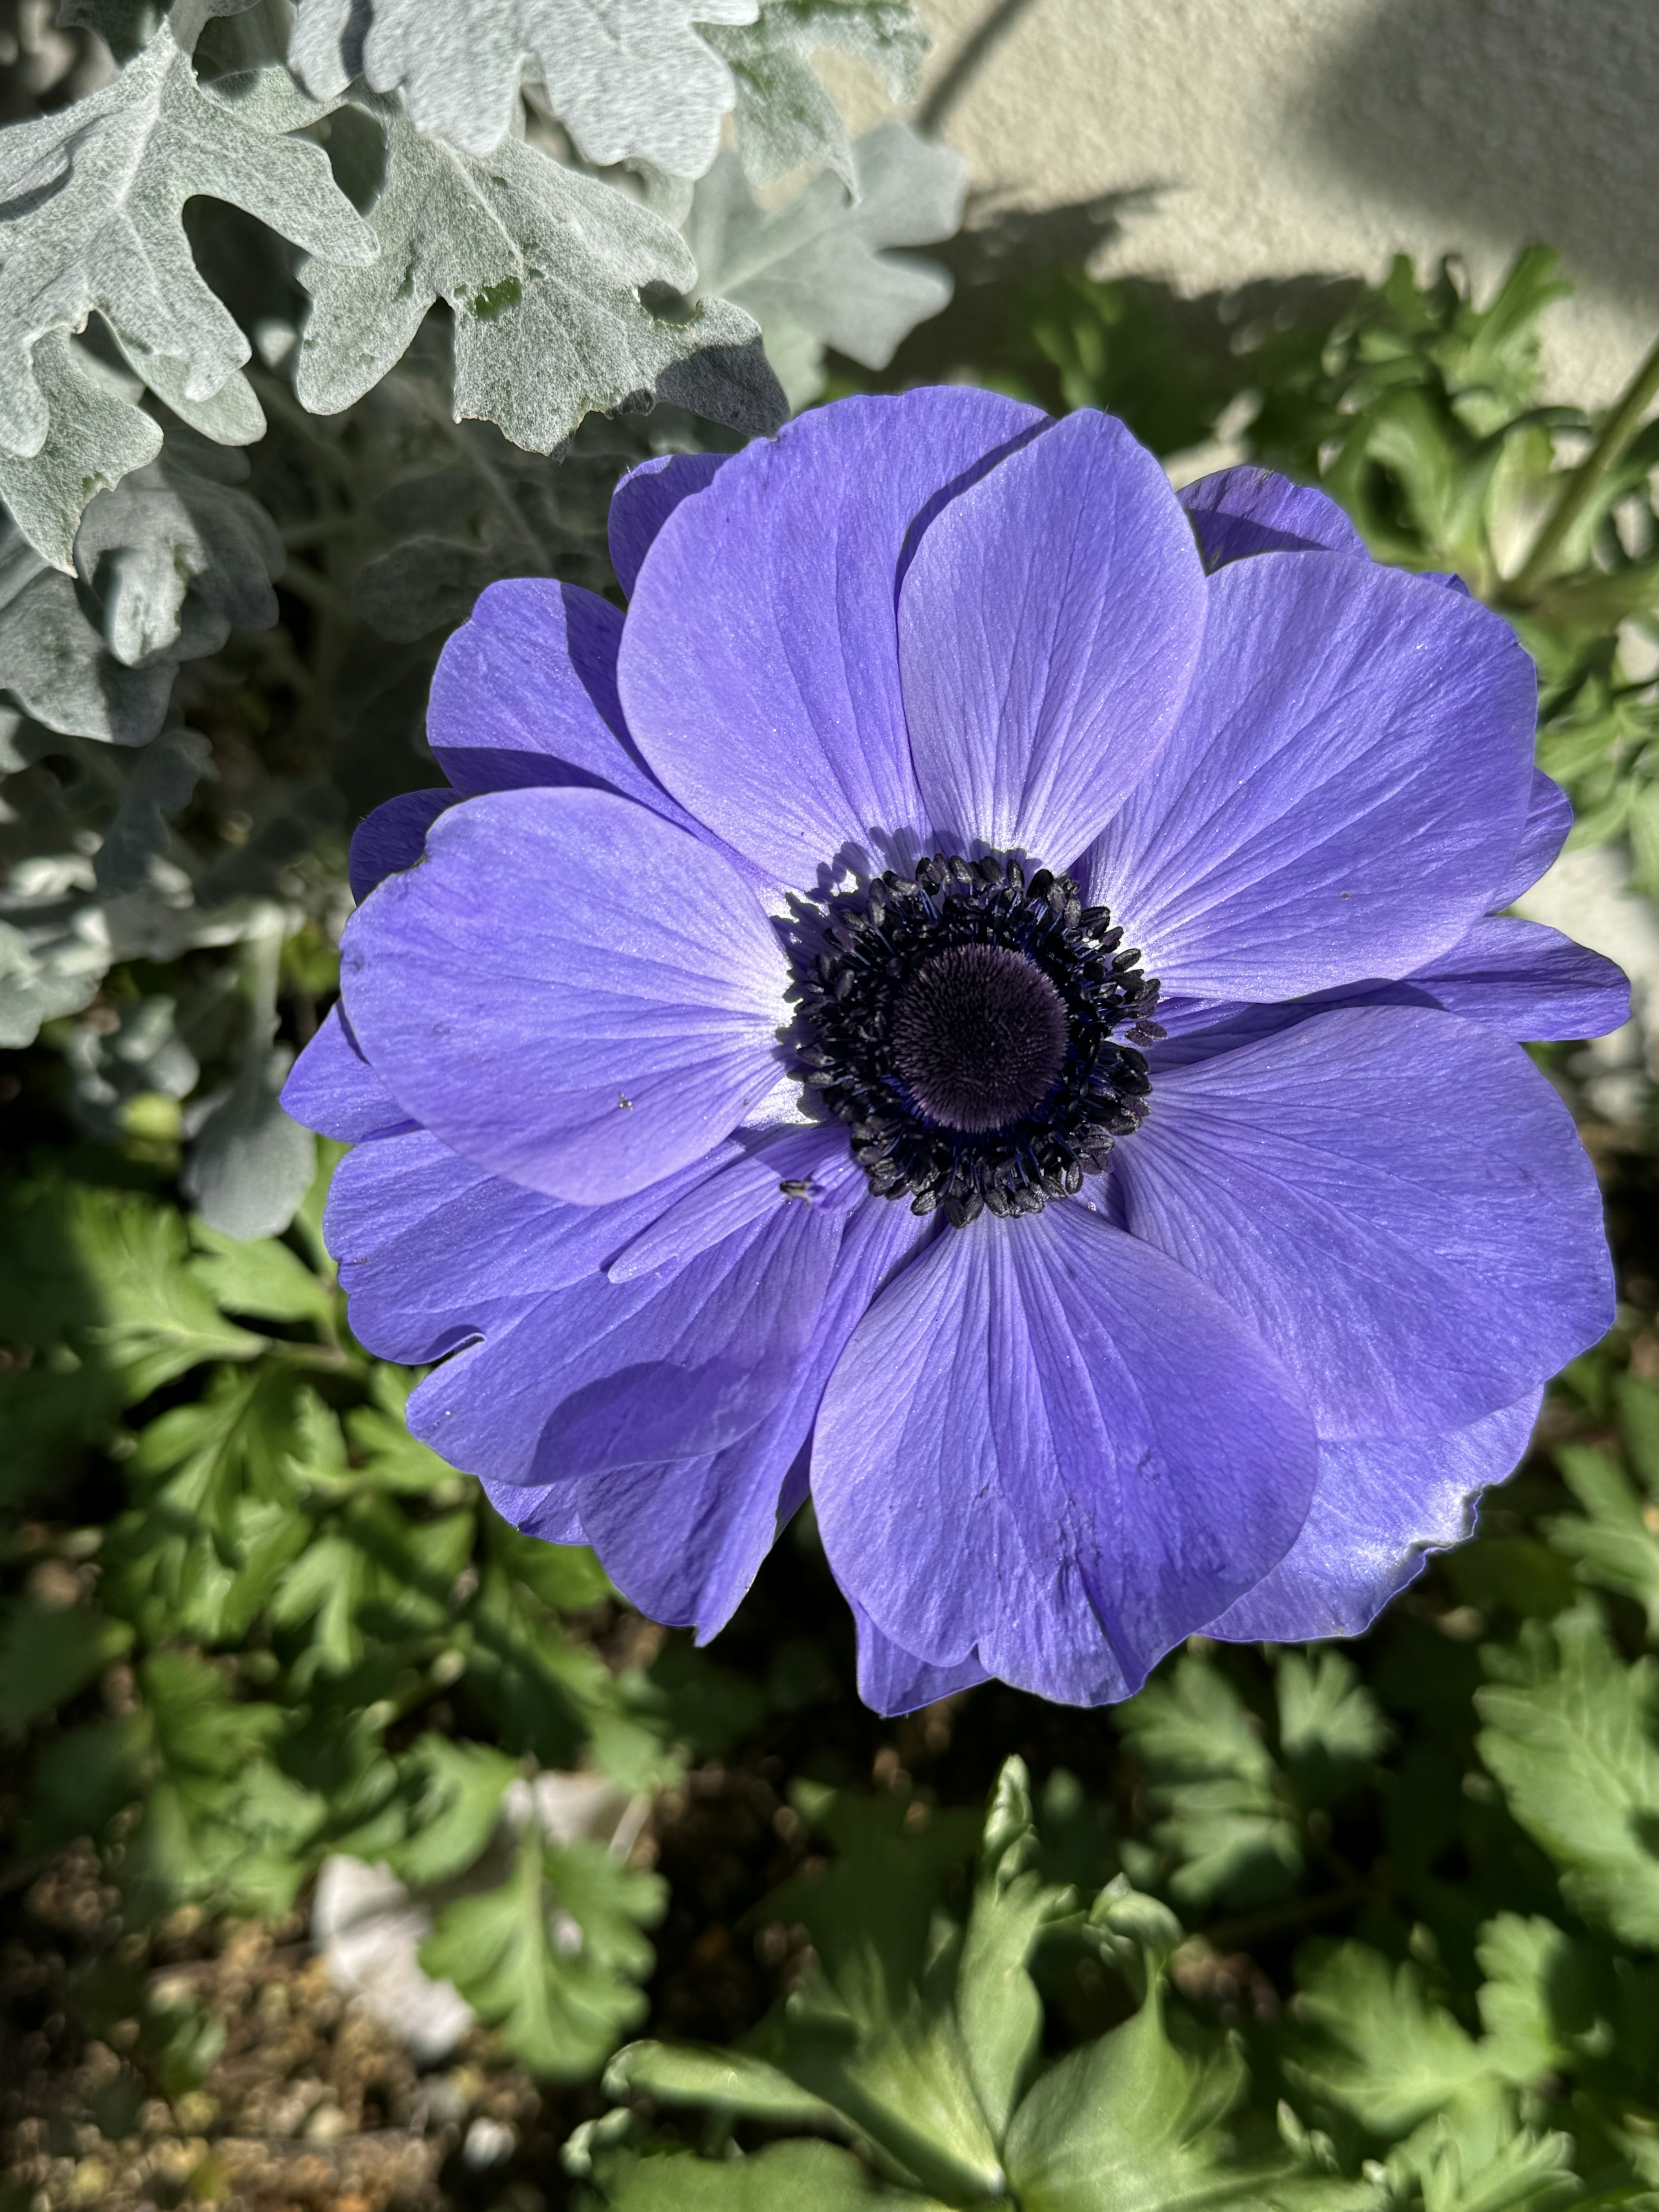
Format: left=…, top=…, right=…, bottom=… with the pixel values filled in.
left=687, top=121, right=963, bottom=407
left=183, top=1047, right=316, bottom=1242
left=707, top=0, right=928, bottom=188
left=0, top=331, right=162, bottom=573
left=0, top=21, right=374, bottom=461
left=296, top=95, right=782, bottom=450
left=0, top=524, right=175, bottom=744
left=289, top=0, right=757, bottom=171
left=73, top=434, right=283, bottom=667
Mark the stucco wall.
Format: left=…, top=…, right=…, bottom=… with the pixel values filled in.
left=905, top=0, right=1659, bottom=407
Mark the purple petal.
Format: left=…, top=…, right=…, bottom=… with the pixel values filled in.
left=899, top=409, right=1207, bottom=870
left=407, top=1178, right=843, bottom=1487
left=577, top=1191, right=929, bottom=1639
left=1084, top=552, right=1538, bottom=1000
left=609, top=453, right=727, bottom=597
left=851, top=1597, right=990, bottom=1716
left=340, top=787, right=790, bottom=1204
left=348, top=788, right=458, bottom=904
left=1113, top=1005, right=1612, bottom=1438
left=812, top=1205, right=1318, bottom=1706
left=281, top=1002, right=416, bottom=1143
left=617, top=388, right=1047, bottom=890
left=428, top=579, right=701, bottom=834
left=479, top=1478, right=586, bottom=1547
left=1344, top=915, right=1629, bottom=1039
left=324, top=1123, right=729, bottom=1364
left=1179, top=465, right=1366, bottom=568
left=608, top=1124, right=859, bottom=1283
left=1208, top=1392, right=1541, bottom=1642
left=1494, top=770, right=1573, bottom=909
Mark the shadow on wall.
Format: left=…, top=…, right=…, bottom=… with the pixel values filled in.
left=1302, top=0, right=1659, bottom=313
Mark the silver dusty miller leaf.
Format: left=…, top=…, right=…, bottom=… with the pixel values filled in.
left=688, top=120, right=965, bottom=407
left=0, top=723, right=264, bottom=1049
left=0, top=331, right=162, bottom=574
left=73, top=432, right=284, bottom=668
left=0, top=432, right=282, bottom=742
left=296, top=92, right=783, bottom=451
left=0, top=19, right=374, bottom=496
left=706, top=0, right=928, bottom=189
left=0, top=524, right=175, bottom=745
left=288, top=0, right=758, bottom=172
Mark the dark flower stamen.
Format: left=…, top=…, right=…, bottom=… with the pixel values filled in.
left=790, top=852, right=1165, bottom=1227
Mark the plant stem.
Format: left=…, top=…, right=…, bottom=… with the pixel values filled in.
left=1510, top=331, right=1659, bottom=599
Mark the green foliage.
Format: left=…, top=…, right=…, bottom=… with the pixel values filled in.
left=0, top=1148, right=731, bottom=2074
left=421, top=1821, right=666, bottom=2078
left=1476, top=1609, right=1659, bottom=1949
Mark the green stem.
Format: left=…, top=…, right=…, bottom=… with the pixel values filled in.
left=1510, top=331, right=1659, bottom=599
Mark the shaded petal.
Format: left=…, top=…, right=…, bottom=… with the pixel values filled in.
left=618, top=388, right=1047, bottom=890
left=407, top=1173, right=845, bottom=1487
left=1341, top=915, right=1629, bottom=1039
left=1179, top=464, right=1365, bottom=567
left=1085, top=552, right=1538, bottom=1000
left=349, top=788, right=458, bottom=903
left=479, top=1478, right=586, bottom=1547
left=281, top=1002, right=415, bottom=1144
left=1494, top=770, right=1573, bottom=909
left=608, top=1123, right=858, bottom=1282
left=851, top=1597, right=990, bottom=1716
left=899, top=409, right=1207, bottom=869
left=341, top=787, right=790, bottom=1203
left=428, top=578, right=701, bottom=833
left=1114, top=1006, right=1612, bottom=1437
left=609, top=452, right=727, bottom=597
left=1208, top=1392, right=1541, bottom=1642
left=812, top=1205, right=1318, bottom=1706
left=324, top=1122, right=728, bottom=1364
left=578, top=1191, right=928, bottom=1639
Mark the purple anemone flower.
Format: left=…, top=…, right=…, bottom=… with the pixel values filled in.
left=284, top=389, right=1626, bottom=1714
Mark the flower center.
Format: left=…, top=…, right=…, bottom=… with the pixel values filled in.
left=790, top=852, right=1163, bottom=1228
left=891, top=944, right=1069, bottom=1133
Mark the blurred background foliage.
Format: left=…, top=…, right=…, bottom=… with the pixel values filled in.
left=8, top=5, right=1659, bottom=2211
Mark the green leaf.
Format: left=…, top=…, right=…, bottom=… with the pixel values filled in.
left=707, top=0, right=928, bottom=188
left=1386, top=2082, right=1582, bottom=2212
left=955, top=1757, right=1076, bottom=2143
left=268, top=1494, right=474, bottom=1680
left=1290, top=1945, right=1489, bottom=2136
left=594, top=2139, right=953, bottom=2210
left=188, top=1220, right=334, bottom=1332
left=105, top=1365, right=311, bottom=1643
left=386, top=1735, right=520, bottom=1889
left=1003, top=1977, right=1247, bottom=2212
left=0, top=330, right=161, bottom=572
left=46, top=1180, right=265, bottom=1398
left=1547, top=1378, right=1659, bottom=1635
left=289, top=0, right=757, bottom=170
left=1119, top=1653, right=1302, bottom=1910
left=0, top=1596, right=133, bottom=1730
left=295, top=91, right=779, bottom=451
left=1275, top=1650, right=1389, bottom=1804
left=1476, top=1610, right=1659, bottom=1948
left=124, top=1649, right=319, bottom=1912
left=1473, top=1916, right=1582, bottom=2087
left=686, top=122, right=963, bottom=407
left=420, top=1824, right=664, bottom=2078
left=20, top=1713, right=148, bottom=1853
left=0, top=25, right=372, bottom=478
left=604, top=2040, right=844, bottom=2130
left=1289, top=1934, right=1571, bottom=2141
